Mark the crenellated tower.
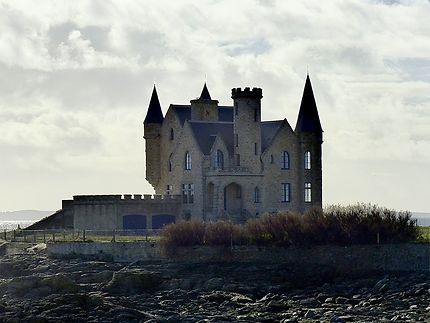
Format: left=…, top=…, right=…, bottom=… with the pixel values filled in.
left=295, top=75, right=323, bottom=212
left=231, top=87, right=263, bottom=172
left=144, top=85, right=164, bottom=188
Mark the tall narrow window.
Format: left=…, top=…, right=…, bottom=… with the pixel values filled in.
left=170, top=128, right=174, bottom=140
left=270, top=154, right=274, bottom=164
left=182, top=184, right=194, bottom=204
left=185, top=151, right=192, bottom=170
left=215, top=150, right=224, bottom=169
left=236, top=154, right=240, bottom=166
left=235, top=133, right=238, bottom=147
left=254, top=187, right=260, bottom=203
left=304, top=182, right=312, bottom=202
left=168, top=159, right=172, bottom=172
left=282, top=151, right=290, bottom=169
left=166, top=185, right=173, bottom=195
left=254, top=108, right=258, bottom=122
left=282, top=183, right=290, bottom=202
left=304, top=151, right=311, bottom=170
left=254, top=143, right=258, bottom=155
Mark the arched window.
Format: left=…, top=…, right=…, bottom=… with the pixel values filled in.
left=185, top=151, right=191, bottom=170
left=254, top=187, right=260, bottom=203
left=170, top=128, right=174, bottom=140
left=304, top=182, right=312, bottom=202
left=282, top=151, right=290, bottom=169
left=215, top=150, right=224, bottom=169
left=304, top=151, right=311, bottom=170
left=168, top=159, right=172, bottom=172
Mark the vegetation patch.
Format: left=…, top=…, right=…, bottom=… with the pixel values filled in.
left=161, top=204, right=418, bottom=248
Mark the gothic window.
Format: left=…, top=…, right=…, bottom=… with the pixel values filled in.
left=182, top=184, right=194, bottom=204
left=166, top=185, right=173, bottom=195
left=170, top=128, right=174, bottom=140
left=254, top=187, right=260, bottom=203
left=282, top=183, right=290, bottom=202
left=304, top=151, right=311, bottom=170
left=185, top=151, right=191, bottom=170
left=215, top=150, right=224, bottom=169
left=304, top=182, right=312, bottom=202
left=282, top=151, right=290, bottom=169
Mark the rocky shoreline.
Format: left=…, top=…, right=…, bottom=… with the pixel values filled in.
left=0, top=243, right=429, bottom=322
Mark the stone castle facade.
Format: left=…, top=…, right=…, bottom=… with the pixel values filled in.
left=144, top=75, right=323, bottom=222
left=28, top=75, right=323, bottom=231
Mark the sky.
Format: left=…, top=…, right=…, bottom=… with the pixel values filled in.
left=0, top=0, right=429, bottom=213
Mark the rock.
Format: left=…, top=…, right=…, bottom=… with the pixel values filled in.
left=330, top=315, right=346, bottom=323
left=203, top=277, right=224, bottom=291
left=79, top=270, right=113, bottom=284
left=104, top=269, right=163, bottom=294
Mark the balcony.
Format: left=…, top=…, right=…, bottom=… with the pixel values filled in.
left=204, top=166, right=250, bottom=175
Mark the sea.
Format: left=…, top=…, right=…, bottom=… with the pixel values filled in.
left=0, top=213, right=429, bottom=230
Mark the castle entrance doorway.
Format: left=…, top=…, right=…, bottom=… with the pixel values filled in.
left=223, top=183, right=242, bottom=216
left=123, top=214, right=147, bottom=230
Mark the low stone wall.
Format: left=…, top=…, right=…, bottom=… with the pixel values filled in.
left=46, top=242, right=430, bottom=274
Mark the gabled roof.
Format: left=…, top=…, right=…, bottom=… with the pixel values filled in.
left=199, top=83, right=212, bottom=100
left=295, top=75, right=323, bottom=133
left=261, top=120, right=284, bottom=152
left=189, top=121, right=234, bottom=155
left=144, top=85, right=164, bottom=124
left=171, top=105, right=233, bottom=125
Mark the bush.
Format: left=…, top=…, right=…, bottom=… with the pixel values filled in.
left=160, top=204, right=419, bottom=248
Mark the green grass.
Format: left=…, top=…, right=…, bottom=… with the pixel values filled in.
left=417, top=226, right=430, bottom=243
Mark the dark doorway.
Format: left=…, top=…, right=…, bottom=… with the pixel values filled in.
left=223, top=182, right=242, bottom=215
left=123, top=214, right=147, bottom=230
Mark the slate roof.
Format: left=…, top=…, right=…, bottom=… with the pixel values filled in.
left=144, top=86, right=164, bottom=124
left=189, top=121, right=234, bottom=155
left=172, top=105, right=233, bottom=125
left=199, top=83, right=212, bottom=100
left=295, top=75, right=323, bottom=133
left=261, top=120, right=284, bottom=152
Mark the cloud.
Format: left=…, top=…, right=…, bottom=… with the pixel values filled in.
left=0, top=0, right=429, bottom=211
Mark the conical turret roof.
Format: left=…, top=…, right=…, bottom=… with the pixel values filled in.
left=199, top=82, right=212, bottom=100
left=144, top=85, right=164, bottom=124
left=295, top=75, right=322, bottom=133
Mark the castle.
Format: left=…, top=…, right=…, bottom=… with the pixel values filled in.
left=144, top=75, right=323, bottom=222
left=27, top=75, right=322, bottom=231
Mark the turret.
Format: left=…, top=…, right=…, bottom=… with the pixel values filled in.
left=144, top=85, right=164, bottom=188
left=190, top=83, right=219, bottom=121
left=295, top=75, right=323, bottom=211
left=231, top=87, right=263, bottom=172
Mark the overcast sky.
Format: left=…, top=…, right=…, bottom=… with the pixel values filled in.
left=0, top=0, right=429, bottom=212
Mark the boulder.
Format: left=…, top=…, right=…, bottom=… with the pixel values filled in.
left=104, top=269, right=163, bottom=294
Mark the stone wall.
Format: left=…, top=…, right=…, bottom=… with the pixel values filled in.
left=47, top=243, right=430, bottom=275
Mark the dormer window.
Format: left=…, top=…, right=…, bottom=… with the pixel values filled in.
left=282, top=151, right=290, bottom=169
left=304, top=151, right=311, bottom=170
left=215, top=150, right=224, bottom=169
left=185, top=151, right=192, bottom=170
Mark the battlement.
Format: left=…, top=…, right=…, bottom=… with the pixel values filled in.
left=231, top=87, right=263, bottom=99
left=73, top=194, right=181, bottom=203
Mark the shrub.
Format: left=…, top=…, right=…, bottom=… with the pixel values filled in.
left=160, top=204, right=419, bottom=248
left=160, top=220, right=205, bottom=248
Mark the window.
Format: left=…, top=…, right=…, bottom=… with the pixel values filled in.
left=170, top=128, right=174, bottom=140
left=235, top=103, right=238, bottom=116
left=215, top=150, right=224, bottom=169
left=168, top=159, right=172, bottom=172
left=185, top=151, right=191, bottom=170
left=236, top=154, right=240, bottom=166
left=235, top=133, right=238, bottom=147
left=270, top=154, right=274, bottom=164
left=282, top=183, right=290, bottom=202
left=282, top=151, right=290, bottom=169
left=182, top=184, right=194, bottom=204
left=304, top=182, right=312, bottom=202
left=254, top=108, right=258, bottom=122
left=166, top=185, right=173, bottom=195
left=254, top=143, right=258, bottom=155
left=254, top=187, right=260, bottom=203
left=304, top=151, right=311, bottom=170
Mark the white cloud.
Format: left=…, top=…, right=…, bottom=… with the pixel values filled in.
left=0, top=0, right=429, bottom=211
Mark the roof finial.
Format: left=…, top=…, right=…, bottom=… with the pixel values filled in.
left=306, top=65, right=309, bottom=76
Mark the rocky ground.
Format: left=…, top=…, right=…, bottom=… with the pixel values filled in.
left=0, top=243, right=429, bottom=322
